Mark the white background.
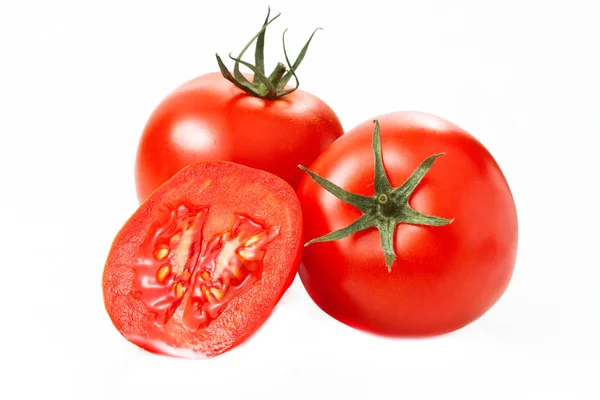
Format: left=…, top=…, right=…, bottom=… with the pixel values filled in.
left=1, top=0, right=598, bottom=398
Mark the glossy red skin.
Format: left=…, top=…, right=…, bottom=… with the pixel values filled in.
left=297, top=111, right=518, bottom=337
left=103, top=161, right=303, bottom=358
left=135, top=71, right=344, bottom=203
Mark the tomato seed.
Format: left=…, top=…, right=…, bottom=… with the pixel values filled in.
left=238, top=248, right=253, bottom=260
left=244, top=233, right=263, bottom=247
left=154, top=246, right=169, bottom=261
left=174, top=282, right=185, bottom=299
left=210, top=287, right=225, bottom=300
left=156, top=264, right=171, bottom=283
left=200, top=285, right=217, bottom=303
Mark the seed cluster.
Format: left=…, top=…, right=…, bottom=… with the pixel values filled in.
left=133, top=205, right=280, bottom=330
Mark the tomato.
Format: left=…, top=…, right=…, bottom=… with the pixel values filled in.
left=103, top=161, right=303, bottom=358
left=297, top=111, right=518, bottom=337
left=134, top=10, right=344, bottom=203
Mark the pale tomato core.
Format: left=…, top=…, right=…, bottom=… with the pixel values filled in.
left=133, top=204, right=279, bottom=330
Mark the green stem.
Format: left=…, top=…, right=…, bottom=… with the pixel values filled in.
left=264, top=63, right=287, bottom=99
left=215, top=8, right=319, bottom=100
left=377, top=194, right=396, bottom=218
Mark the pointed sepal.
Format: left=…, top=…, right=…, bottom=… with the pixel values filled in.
left=372, top=120, right=393, bottom=195
left=298, top=165, right=374, bottom=213
left=392, top=153, right=446, bottom=202
left=377, top=219, right=397, bottom=271
left=305, top=215, right=378, bottom=247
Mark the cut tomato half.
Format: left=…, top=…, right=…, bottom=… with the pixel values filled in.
left=102, top=161, right=303, bottom=358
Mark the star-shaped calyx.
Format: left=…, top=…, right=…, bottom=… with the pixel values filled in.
left=215, top=7, right=321, bottom=100
left=299, top=120, right=454, bottom=271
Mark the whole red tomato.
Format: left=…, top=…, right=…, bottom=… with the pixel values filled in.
left=135, top=10, right=343, bottom=202
left=297, top=111, right=518, bottom=337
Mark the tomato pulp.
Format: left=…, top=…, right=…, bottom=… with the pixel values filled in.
left=297, top=111, right=518, bottom=337
left=103, top=161, right=303, bottom=358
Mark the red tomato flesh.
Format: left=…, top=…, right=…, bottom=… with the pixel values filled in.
left=103, top=161, right=302, bottom=358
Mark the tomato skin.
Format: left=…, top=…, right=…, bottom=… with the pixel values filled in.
left=103, top=161, right=303, bottom=358
left=297, top=111, right=518, bottom=337
left=135, top=71, right=344, bottom=203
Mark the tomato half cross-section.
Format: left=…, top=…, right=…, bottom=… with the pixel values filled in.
left=297, top=111, right=518, bottom=337
left=103, top=161, right=303, bottom=358
left=134, top=9, right=344, bottom=203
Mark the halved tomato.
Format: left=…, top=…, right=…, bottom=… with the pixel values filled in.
left=102, top=161, right=303, bottom=358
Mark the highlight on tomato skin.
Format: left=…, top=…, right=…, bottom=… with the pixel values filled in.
left=102, top=161, right=303, bottom=358
left=297, top=111, right=518, bottom=338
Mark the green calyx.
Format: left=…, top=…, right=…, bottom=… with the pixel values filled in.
left=299, top=121, right=454, bottom=271
left=215, top=7, right=321, bottom=100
